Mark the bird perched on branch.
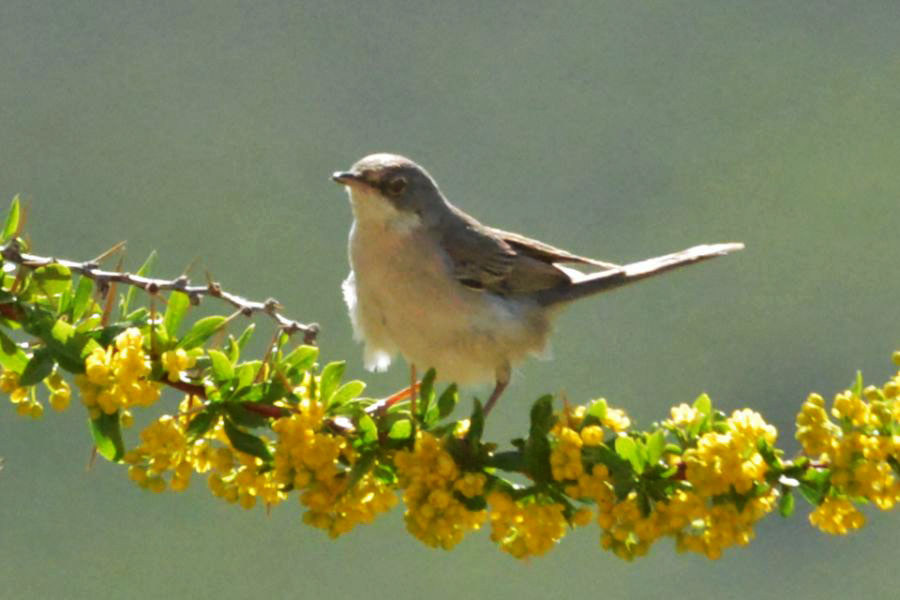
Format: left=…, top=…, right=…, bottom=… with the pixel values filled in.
left=333, top=153, right=742, bottom=414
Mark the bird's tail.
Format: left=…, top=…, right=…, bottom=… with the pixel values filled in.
left=533, top=243, right=745, bottom=307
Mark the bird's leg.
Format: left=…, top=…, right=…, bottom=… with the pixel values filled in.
left=368, top=368, right=419, bottom=416
left=483, top=363, right=511, bottom=416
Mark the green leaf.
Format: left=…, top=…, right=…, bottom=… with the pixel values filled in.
left=346, top=451, right=376, bottom=490
left=519, top=396, right=557, bottom=483
left=284, top=344, right=318, bottom=372
left=177, top=316, right=226, bottom=350
left=437, top=383, right=458, bottom=419
left=121, top=251, right=156, bottom=318
left=645, top=429, right=666, bottom=466
left=581, top=398, right=608, bottom=428
left=232, top=383, right=263, bottom=404
left=529, top=394, right=555, bottom=436
left=373, top=463, right=397, bottom=486
left=236, top=361, right=262, bottom=388
left=318, top=361, right=345, bottom=404
left=388, top=419, right=412, bottom=440
left=19, top=348, right=55, bottom=386
left=693, top=393, right=712, bottom=417
left=70, top=276, right=95, bottom=322
left=225, top=335, right=240, bottom=363
left=457, top=492, right=487, bottom=512
left=465, top=400, right=485, bottom=446
left=31, top=263, right=72, bottom=297
left=207, top=349, right=234, bottom=383
left=0, top=329, right=28, bottom=373
left=224, top=403, right=270, bottom=429
left=0, top=195, right=20, bottom=243
left=57, top=287, right=73, bottom=315
left=851, top=371, right=863, bottom=398
left=615, top=436, right=644, bottom=473
left=778, top=489, right=795, bottom=517
left=235, top=323, right=255, bottom=352
left=163, top=291, right=191, bottom=338
left=327, top=380, right=365, bottom=410
left=226, top=323, right=257, bottom=362
left=223, top=418, right=272, bottom=460
left=186, top=409, right=218, bottom=440
left=357, top=413, right=378, bottom=445
left=90, top=412, right=125, bottom=462
left=418, top=368, right=436, bottom=418
left=486, top=451, right=525, bottom=472
left=798, top=468, right=831, bottom=505
left=29, top=316, right=91, bottom=373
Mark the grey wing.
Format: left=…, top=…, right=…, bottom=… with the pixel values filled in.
left=437, top=216, right=578, bottom=295
left=492, top=228, right=620, bottom=270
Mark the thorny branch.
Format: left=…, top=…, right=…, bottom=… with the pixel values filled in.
left=0, top=240, right=319, bottom=344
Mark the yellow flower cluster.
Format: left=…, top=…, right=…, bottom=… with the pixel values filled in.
left=76, top=328, right=160, bottom=417
left=393, top=431, right=486, bottom=549
left=487, top=491, right=571, bottom=559
left=273, top=399, right=396, bottom=537
left=3, top=365, right=74, bottom=418
left=665, top=403, right=703, bottom=430
left=161, top=348, right=196, bottom=382
left=673, top=492, right=778, bottom=560
left=808, top=497, right=865, bottom=534
left=796, top=361, right=900, bottom=534
left=596, top=491, right=657, bottom=560
left=557, top=407, right=780, bottom=561
left=550, top=425, right=586, bottom=482
left=125, top=414, right=193, bottom=493
left=684, top=409, right=777, bottom=497
left=46, top=372, right=71, bottom=412
left=591, top=487, right=777, bottom=561
left=124, top=398, right=287, bottom=508
left=796, top=393, right=841, bottom=456
left=2, top=369, right=41, bottom=418
left=206, top=437, right=286, bottom=510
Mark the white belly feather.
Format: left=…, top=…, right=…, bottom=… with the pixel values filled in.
left=343, top=188, right=552, bottom=384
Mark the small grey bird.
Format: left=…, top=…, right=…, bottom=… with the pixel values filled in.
left=333, top=153, right=742, bottom=414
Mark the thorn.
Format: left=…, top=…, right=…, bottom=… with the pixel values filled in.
left=182, top=256, right=200, bottom=279
left=15, top=198, right=30, bottom=239
left=92, top=241, right=127, bottom=265
left=87, top=446, right=98, bottom=471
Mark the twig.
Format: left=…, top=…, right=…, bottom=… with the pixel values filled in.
left=0, top=241, right=319, bottom=344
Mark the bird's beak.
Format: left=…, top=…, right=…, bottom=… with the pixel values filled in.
left=332, top=171, right=364, bottom=186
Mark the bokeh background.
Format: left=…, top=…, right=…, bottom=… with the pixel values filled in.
left=1, top=1, right=899, bottom=598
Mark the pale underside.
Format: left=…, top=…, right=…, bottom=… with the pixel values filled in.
left=343, top=186, right=567, bottom=384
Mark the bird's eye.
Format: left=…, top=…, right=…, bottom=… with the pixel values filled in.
left=385, top=176, right=407, bottom=196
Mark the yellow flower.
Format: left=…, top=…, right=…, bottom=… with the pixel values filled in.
left=272, top=397, right=394, bottom=537
left=394, top=432, right=486, bottom=549
left=550, top=425, right=584, bottom=482
left=488, top=491, right=568, bottom=559
left=685, top=409, right=775, bottom=497
left=76, top=328, right=160, bottom=415
left=796, top=393, right=839, bottom=457
left=580, top=424, right=605, bottom=446
left=666, top=403, right=702, bottom=429
left=0, top=369, right=21, bottom=394
left=809, top=497, right=865, bottom=534
left=46, top=372, right=72, bottom=412
left=161, top=348, right=196, bottom=383
left=603, top=407, right=631, bottom=432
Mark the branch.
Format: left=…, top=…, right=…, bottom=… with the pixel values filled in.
left=0, top=240, right=319, bottom=344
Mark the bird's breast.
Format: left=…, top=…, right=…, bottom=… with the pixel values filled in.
left=347, top=219, right=553, bottom=383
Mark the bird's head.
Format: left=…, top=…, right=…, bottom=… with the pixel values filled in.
left=332, top=153, right=447, bottom=227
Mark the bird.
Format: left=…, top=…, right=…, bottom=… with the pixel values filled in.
left=332, top=153, right=743, bottom=414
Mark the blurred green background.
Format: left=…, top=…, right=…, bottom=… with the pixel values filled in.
left=1, top=1, right=899, bottom=598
